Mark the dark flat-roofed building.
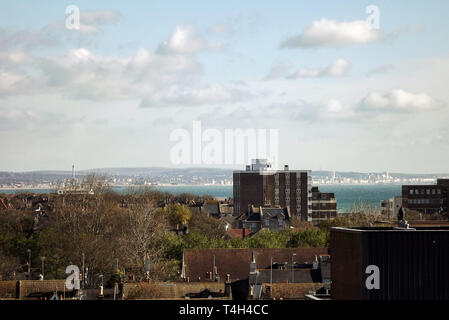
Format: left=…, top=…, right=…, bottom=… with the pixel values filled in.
left=331, top=226, right=449, bottom=300
left=402, top=178, right=449, bottom=215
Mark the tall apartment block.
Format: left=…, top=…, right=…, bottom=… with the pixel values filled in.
left=402, top=178, right=449, bottom=215
left=233, top=159, right=312, bottom=221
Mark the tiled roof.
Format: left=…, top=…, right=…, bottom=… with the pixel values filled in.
left=249, top=268, right=322, bottom=284
left=202, top=203, right=219, bottom=215
left=183, top=248, right=328, bottom=282
left=226, top=228, right=252, bottom=238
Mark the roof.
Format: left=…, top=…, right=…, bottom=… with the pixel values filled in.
left=332, top=226, right=449, bottom=233
left=226, top=228, right=252, bottom=239
left=246, top=212, right=261, bottom=221
left=249, top=268, right=322, bottom=284
left=261, top=207, right=289, bottom=220
left=219, top=214, right=239, bottom=228
left=202, top=202, right=219, bottom=215
left=183, top=248, right=328, bottom=282
left=219, top=204, right=234, bottom=215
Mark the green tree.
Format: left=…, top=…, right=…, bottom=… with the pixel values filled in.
left=166, top=204, right=192, bottom=227
left=287, top=228, right=327, bottom=248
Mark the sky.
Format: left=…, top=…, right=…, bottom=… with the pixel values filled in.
left=1, top=0, right=449, bottom=173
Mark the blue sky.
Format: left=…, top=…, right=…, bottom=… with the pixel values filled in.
left=1, top=1, right=449, bottom=173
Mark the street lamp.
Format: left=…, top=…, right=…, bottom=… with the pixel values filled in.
left=41, top=256, right=46, bottom=280
left=291, top=253, right=296, bottom=283
left=27, top=249, right=31, bottom=277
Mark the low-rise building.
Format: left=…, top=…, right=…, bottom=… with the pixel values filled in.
left=310, top=186, right=337, bottom=222
left=380, top=196, right=402, bottom=217
left=239, top=206, right=290, bottom=233
left=402, top=178, right=449, bottom=215
left=181, top=248, right=329, bottom=300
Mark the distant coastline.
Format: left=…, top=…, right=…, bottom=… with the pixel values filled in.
left=0, top=181, right=431, bottom=191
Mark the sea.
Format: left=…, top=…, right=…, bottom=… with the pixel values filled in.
left=0, top=184, right=402, bottom=213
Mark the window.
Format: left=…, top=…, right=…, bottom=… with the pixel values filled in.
left=432, top=189, right=436, bottom=195
left=426, top=189, right=430, bottom=195
left=410, top=190, right=414, bottom=195
left=265, top=219, right=269, bottom=227
left=438, top=189, right=441, bottom=194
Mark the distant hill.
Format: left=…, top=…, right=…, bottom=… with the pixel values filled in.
left=1, top=167, right=448, bottom=186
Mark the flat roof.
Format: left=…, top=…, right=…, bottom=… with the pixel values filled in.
left=332, top=226, right=449, bottom=233
left=233, top=170, right=311, bottom=174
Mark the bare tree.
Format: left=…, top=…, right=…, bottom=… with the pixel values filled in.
left=120, top=192, right=169, bottom=281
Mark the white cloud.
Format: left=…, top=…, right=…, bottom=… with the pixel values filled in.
left=81, top=10, right=121, bottom=28
left=280, top=18, right=380, bottom=48
left=286, top=59, right=351, bottom=79
left=156, top=25, right=217, bottom=55
left=140, top=84, right=250, bottom=108
left=365, top=64, right=395, bottom=76
left=358, top=89, right=438, bottom=112
left=0, top=24, right=250, bottom=107
left=0, top=10, right=122, bottom=52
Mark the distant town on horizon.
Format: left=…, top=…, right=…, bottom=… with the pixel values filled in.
left=1, top=165, right=449, bottom=189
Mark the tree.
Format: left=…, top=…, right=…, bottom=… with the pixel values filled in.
left=188, top=211, right=226, bottom=239
left=0, top=251, right=20, bottom=280
left=166, top=204, right=191, bottom=227
left=287, top=228, right=327, bottom=248
left=121, top=196, right=169, bottom=280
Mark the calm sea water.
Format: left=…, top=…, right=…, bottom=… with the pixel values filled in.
left=1, top=184, right=402, bottom=213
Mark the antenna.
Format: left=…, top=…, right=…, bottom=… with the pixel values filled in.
left=72, top=164, right=75, bottom=179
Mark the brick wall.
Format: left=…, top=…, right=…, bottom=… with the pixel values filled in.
left=124, top=282, right=225, bottom=299
left=263, top=283, right=323, bottom=299
left=0, top=280, right=69, bottom=299
left=0, top=281, right=17, bottom=299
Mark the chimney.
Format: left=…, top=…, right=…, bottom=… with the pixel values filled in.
left=284, top=165, right=289, bottom=171
left=312, top=255, right=319, bottom=270
left=250, top=252, right=257, bottom=274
